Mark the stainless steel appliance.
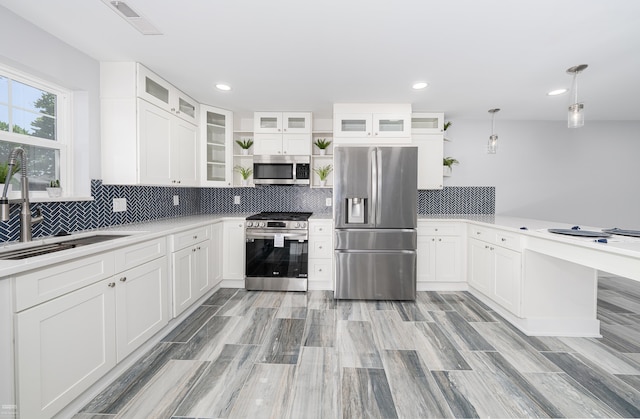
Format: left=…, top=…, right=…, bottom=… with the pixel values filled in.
left=334, top=146, right=418, bottom=300
left=245, top=212, right=311, bottom=291
left=253, top=155, right=310, bottom=185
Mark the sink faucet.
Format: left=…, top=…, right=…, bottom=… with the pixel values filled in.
left=0, top=147, right=44, bottom=242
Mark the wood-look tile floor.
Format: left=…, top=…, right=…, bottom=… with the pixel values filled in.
left=75, top=273, right=640, bottom=418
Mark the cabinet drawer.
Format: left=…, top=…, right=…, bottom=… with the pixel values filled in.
left=309, top=236, right=332, bottom=258
left=115, top=238, right=166, bottom=272
left=494, top=231, right=522, bottom=252
left=418, top=222, right=461, bottom=236
left=310, top=222, right=332, bottom=236
left=14, top=252, right=116, bottom=312
left=309, top=259, right=332, bottom=281
left=170, top=226, right=209, bottom=251
left=468, top=224, right=494, bottom=240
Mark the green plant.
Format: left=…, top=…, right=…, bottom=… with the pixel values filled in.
left=313, top=138, right=332, bottom=150
left=234, top=165, right=253, bottom=180
left=235, top=138, right=254, bottom=150
left=49, top=179, right=60, bottom=188
left=313, top=164, right=333, bottom=181
left=443, top=157, right=459, bottom=168
left=443, top=121, right=452, bottom=131
left=0, top=162, right=20, bottom=182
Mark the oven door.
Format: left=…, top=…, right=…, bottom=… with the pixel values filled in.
left=245, top=231, right=309, bottom=279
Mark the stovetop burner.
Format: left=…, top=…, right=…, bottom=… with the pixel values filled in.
left=246, top=212, right=312, bottom=222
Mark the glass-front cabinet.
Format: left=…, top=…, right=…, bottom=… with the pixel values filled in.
left=201, top=105, right=233, bottom=186
left=333, top=111, right=411, bottom=139
left=411, top=112, right=444, bottom=134
left=254, top=112, right=312, bottom=134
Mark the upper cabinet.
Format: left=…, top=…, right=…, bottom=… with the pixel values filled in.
left=412, top=112, right=444, bottom=190
left=137, top=64, right=199, bottom=125
left=201, top=105, right=233, bottom=187
left=253, top=112, right=312, bottom=155
left=100, top=62, right=199, bottom=186
left=411, top=112, right=444, bottom=134
left=333, top=104, right=411, bottom=143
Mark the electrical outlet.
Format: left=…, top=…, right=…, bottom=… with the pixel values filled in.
left=234, top=195, right=241, bottom=205
left=173, top=195, right=179, bottom=206
left=325, top=197, right=332, bottom=207
left=113, top=198, right=127, bottom=212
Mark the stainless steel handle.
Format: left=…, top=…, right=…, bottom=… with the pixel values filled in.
left=108, top=282, right=115, bottom=288
left=501, top=238, right=506, bottom=242
left=119, top=277, right=126, bottom=282
left=246, top=232, right=308, bottom=241
left=371, top=148, right=378, bottom=226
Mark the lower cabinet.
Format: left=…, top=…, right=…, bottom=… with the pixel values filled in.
left=210, top=222, right=224, bottom=286
left=14, top=239, right=168, bottom=419
left=222, top=219, right=245, bottom=280
left=416, top=222, right=464, bottom=289
left=468, top=227, right=523, bottom=316
left=308, top=219, right=333, bottom=289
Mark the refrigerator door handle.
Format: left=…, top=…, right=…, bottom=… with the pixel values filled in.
left=370, top=148, right=378, bottom=226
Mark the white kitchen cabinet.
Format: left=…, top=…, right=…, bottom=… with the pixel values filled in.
left=308, top=219, right=333, bottom=290
left=170, top=226, right=212, bottom=317
left=468, top=225, right=523, bottom=316
left=333, top=104, right=412, bottom=143
left=201, top=105, right=233, bottom=187
left=210, top=222, right=224, bottom=286
left=253, top=112, right=312, bottom=155
left=223, top=219, right=245, bottom=280
left=137, top=63, right=198, bottom=124
left=13, top=237, right=168, bottom=419
left=101, top=62, right=199, bottom=186
left=411, top=112, right=444, bottom=134
left=412, top=133, right=444, bottom=190
left=417, top=222, right=464, bottom=290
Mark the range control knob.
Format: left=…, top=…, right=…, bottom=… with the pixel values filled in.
left=247, top=221, right=253, bottom=227
left=259, top=222, right=266, bottom=227
left=294, top=222, right=300, bottom=228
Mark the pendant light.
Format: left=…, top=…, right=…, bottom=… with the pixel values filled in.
left=566, top=64, right=588, bottom=128
left=487, top=108, right=500, bottom=154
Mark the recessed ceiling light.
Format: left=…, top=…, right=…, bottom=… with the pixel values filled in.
left=412, top=82, right=428, bottom=90
left=216, top=84, right=231, bottom=91
left=547, top=88, right=568, bottom=96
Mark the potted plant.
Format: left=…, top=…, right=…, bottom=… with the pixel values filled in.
left=0, top=162, right=19, bottom=194
left=313, top=164, right=333, bottom=187
left=443, top=157, right=459, bottom=177
left=46, top=179, right=62, bottom=197
left=234, top=165, right=253, bottom=186
left=443, top=121, right=452, bottom=141
left=313, top=138, right=332, bottom=155
left=235, top=138, right=254, bottom=155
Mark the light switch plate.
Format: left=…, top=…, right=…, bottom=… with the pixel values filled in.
left=113, top=198, right=127, bottom=212
left=234, top=195, right=241, bottom=205
left=173, top=195, right=179, bottom=206
left=325, top=197, right=332, bottom=207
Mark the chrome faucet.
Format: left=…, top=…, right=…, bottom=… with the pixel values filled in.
left=0, top=147, right=44, bottom=242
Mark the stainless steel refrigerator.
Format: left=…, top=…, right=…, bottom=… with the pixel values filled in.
left=333, top=146, right=417, bottom=300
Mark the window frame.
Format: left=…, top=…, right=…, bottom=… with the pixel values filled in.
left=0, top=63, right=72, bottom=199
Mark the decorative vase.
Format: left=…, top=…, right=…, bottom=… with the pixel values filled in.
left=319, top=149, right=327, bottom=156
left=320, top=179, right=327, bottom=187
left=443, top=166, right=452, bottom=177
left=241, top=149, right=249, bottom=155
left=241, top=179, right=249, bottom=187
left=46, top=187, right=62, bottom=198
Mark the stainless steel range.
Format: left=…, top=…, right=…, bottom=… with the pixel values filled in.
left=245, top=212, right=312, bottom=291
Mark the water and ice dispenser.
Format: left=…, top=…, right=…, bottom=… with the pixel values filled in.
left=346, top=197, right=366, bottom=224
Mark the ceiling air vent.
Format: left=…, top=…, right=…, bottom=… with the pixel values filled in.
left=102, top=0, right=163, bottom=35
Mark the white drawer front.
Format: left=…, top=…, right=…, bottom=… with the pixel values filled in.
left=114, top=238, right=166, bottom=272
left=309, top=237, right=332, bottom=258
left=418, top=222, right=462, bottom=236
left=495, top=231, right=522, bottom=252
left=170, top=226, right=210, bottom=251
left=310, top=222, right=332, bottom=236
left=309, top=259, right=332, bottom=281
left=14, top=252, right=116, bottom=312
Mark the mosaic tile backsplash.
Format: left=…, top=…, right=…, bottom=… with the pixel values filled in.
left=0, top=182, right=494, bottom=243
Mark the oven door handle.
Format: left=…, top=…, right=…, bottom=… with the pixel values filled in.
left=246, top=232, right=308, bottom=241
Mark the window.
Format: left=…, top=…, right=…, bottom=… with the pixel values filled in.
left=0, top=64, right=69, bottom=195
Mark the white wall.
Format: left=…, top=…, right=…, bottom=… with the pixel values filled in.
left=0, top=6, right=100, bottom=195
left=443, top=119, right=640, bottom=229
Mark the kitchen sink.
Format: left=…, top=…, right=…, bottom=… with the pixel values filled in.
left=0, top=234, right=131, bottom=260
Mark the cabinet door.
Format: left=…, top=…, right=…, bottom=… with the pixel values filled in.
left=137, top=64, right=172, bottom=112
left=417, top=235, right=436, bottom=283
left=223, top=220, right=245, bottom=279
left=282, top=112, right=311, bottom=134
left=139, top=99, right=172, bottom=185
left=172, top=246, right=195, bottom=317
left=194, top=240, right=212, bottom=296
left=172, top=118, right=198, bottom=186
left=254, top=133, right=283, bottom=155
left=411, top=113, right=444, bottom=134
left=468, top=238, right=492, bottom=295
left=16, top=280, right=116, bottom=419
left=334, top=113, right=372, bottom=137
left=201, top=106, right=233, bottom=187
left=493, top=246, right=522, bottom=316
left=210, top=222, right=224, bottom=286
left=282, top=134, right=311, bottom=155
left=174, top=92, right=198, bottom=124
left=373, top=114, right=411, bottom=138
left=115, top=257, right=168, bottom=362
left=413, top=134, right=444, bottom=190
left=435, top=236, right=463, bottom=282
left=254, top=112, right=282, bottom=133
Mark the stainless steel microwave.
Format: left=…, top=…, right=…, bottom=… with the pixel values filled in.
left=253, top=155, right=310, bottom=185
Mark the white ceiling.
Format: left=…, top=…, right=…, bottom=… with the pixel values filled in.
left=2, top=0, right=639, bottom=121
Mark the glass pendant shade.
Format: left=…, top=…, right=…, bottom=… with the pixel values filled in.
left=487, top=108, right=500, bottom=154
left=566, top=64, right=588, bottom=128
